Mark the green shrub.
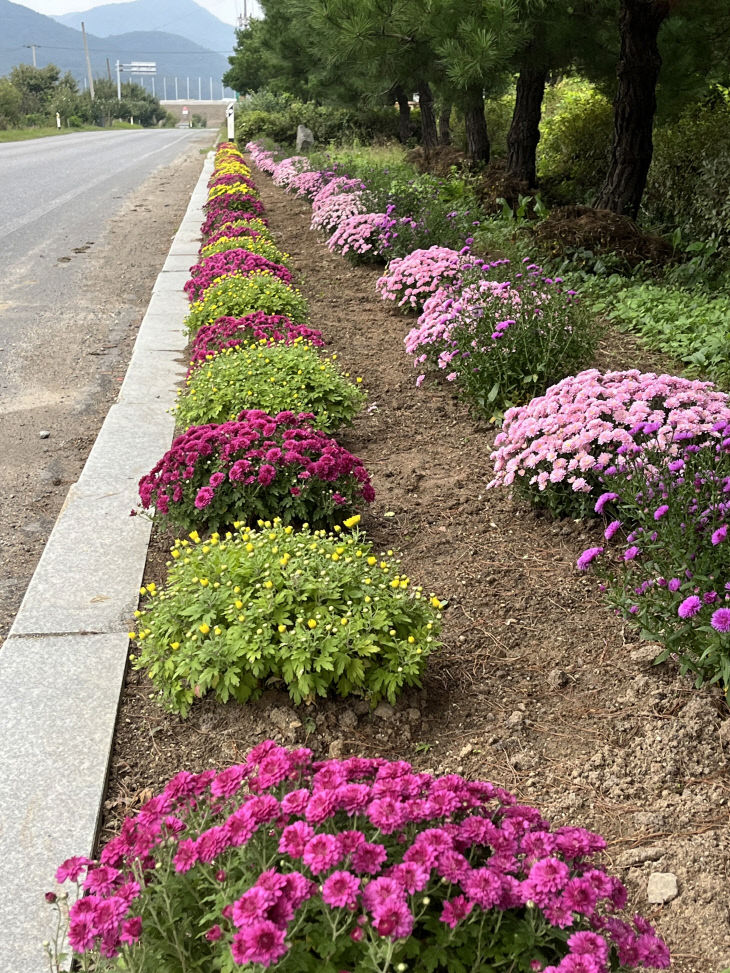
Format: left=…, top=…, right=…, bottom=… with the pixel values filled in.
left=645, top=99, right=730, bottom=247
left=184, top=273, right=309, bottom=336
left=174, top=341, right=366, bottom=431
left=130, top=520, right=442, bottom=714
left=537, top=80, right=613, bottom=204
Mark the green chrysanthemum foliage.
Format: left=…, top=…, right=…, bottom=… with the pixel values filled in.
left=131, top=520, right=443, bottom=715
left=184, top=272, right=309, bottom=337
left=174, top=340, right=366, bottom=432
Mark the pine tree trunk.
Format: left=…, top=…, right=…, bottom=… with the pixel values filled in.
left=594, top=0, right=671, bottom=217
left=393, top=84, right=411, bottom=144
left=417, top=82, right=438, bottom=153
left=506, top=59, right=547, bottom=187
left=438, top=103, right=452, bottom=146
left=463, top=87, right=490, bottom=163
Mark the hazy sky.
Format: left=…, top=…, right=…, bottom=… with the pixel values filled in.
left=19, top=0, right=263, bottom=26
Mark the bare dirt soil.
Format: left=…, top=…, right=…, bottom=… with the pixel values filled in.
left=0, top=137, right=215, bottom=644
left=104, top=165, right=730, bottom=973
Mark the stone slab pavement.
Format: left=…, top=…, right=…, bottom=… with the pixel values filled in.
left=0, top=151, right=214, bottom=972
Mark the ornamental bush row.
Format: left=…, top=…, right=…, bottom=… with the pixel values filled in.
left=130, top=143, right=438, bottom=720
left=247, top=141, right=730, bottom=709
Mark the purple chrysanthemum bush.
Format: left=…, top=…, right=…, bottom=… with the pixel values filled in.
left=48, top=742, right=668, bottom=973
left=490, top=369, right=730, bottom=519
left=577, top=417, right=730, bottom=696
left=137, top=409, right=375, bottom=533
left=188, top=312, right=324, bottom=371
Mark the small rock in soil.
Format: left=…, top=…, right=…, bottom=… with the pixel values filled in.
left=39, top=430, right=50, bottom=439
left=647, top=872, right=679, bottom=904
left=328, top=738, right=346, bottom=758
left=373, top=701, right=395, bottom=721
left=619, top=845, right=667, bottom=868
left=630, top=642, right=663, bottom=665
left=338, top=708, right=358, bottom=731
left=547, top=668, right=569, bottom=689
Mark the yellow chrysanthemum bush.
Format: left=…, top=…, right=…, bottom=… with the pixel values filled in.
left=200, top=234, right=291, bottom=266
left=174, top=339, right=365, bottom=431
left=130, top=519, right=443, bottom=714
left=184, top=273, right=309, bottom=336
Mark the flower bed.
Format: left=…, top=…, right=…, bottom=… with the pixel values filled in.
left=184, top=274, right=309, bottom=336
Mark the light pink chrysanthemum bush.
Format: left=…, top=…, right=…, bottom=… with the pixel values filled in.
left=311, top=191, right=369, bottom=234
left=272, top=156, right=312, bottom=189
left=246, top=141, right=277, bottom=174
left=375, top=247, right=479, bottom=310
left=49, top=741, right=668, bottom=973
left=489, top=369, right=730, bottom=518
left=327, top=213, right=389, bottom=260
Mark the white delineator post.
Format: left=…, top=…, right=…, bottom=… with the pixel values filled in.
left=226, top=102, right=235, bottom=140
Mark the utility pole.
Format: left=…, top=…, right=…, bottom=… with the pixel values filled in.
left=151, top=76, right=155, bottom=96
left=198, top=76, right=202, bottom=100
left=106, top=57, right=112, bottom=82
left=186, top=76, right=190, bottom=100
left=24, top=44, right=38, bottom=67
left=209, top=76, right=213, bottom=99
left=163, top=76, right=167, bottom=100
left=116, top=59, right=122, bottom=100
left=174, top=76, right=178, bottom=99
left=81, top=22, right=95, bottom=100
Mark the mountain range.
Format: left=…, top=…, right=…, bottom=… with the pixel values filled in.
left=0, top=0, right=236, bottom=92
left=56, top=0, right=236, bottom=55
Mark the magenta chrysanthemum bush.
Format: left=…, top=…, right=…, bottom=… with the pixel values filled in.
left=137, top=409, right=374, bottom=532
left=184, top=250, right=293, bottom=302
left=490, top=369, right=730, bottom=518
left=200, top=223, right=266, bottom=252
left=272, top=156, right=312, bottom=189
left=207, top=172, right=259, bottom=193
left=327, top=213, right=389, bottom=262
left=310, top=192, right=368, bottom=234
left=50, top=741, right=668, bottom=973
left=205, top=191, right=266, bottom=219
left=189, top=313, right=324, bottom=371
left=375, top=246, right=479, bottom=310
left=201, top=207, right=268, bottom=239
left=577, top=419, right=730, bottom=696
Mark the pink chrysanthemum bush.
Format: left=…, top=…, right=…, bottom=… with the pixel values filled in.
left=184, top=250, right=294, bottom=303
left=490, top=369, right=730, bottom=518
left=577, top=419, right=730, bottom=697
left=375, top=247, right=479, bottom=311
left=247, top=141, right=278, bottom=174
left=310, top=191, right=369, bottom=235
left=189, top=313, right=324, bottom=371
left=272, top=156, right=312, bottom=189
left=137, top=409, right=375, bottom=533
left=327, top=213, right=389, bottom=263
left=207, top=172, right=259, bottom=194
left=288, top=169, right=330, bottom=201
left=201, top=221, right=271, bottom=252
left=200, top=233, right=289, bottom=266
left=311, top=175, right=366, bottom=211
left=49, top=742, right=668, bottom=973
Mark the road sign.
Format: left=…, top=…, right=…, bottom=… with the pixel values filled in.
left=122, top=61, right=157, bottom=75
left=182, top=106, right=189, bottom=115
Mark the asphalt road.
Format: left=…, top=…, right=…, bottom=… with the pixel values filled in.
left=0, top=128, right=202, bottom=399
left=0, top=127, right=214, bottom=638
